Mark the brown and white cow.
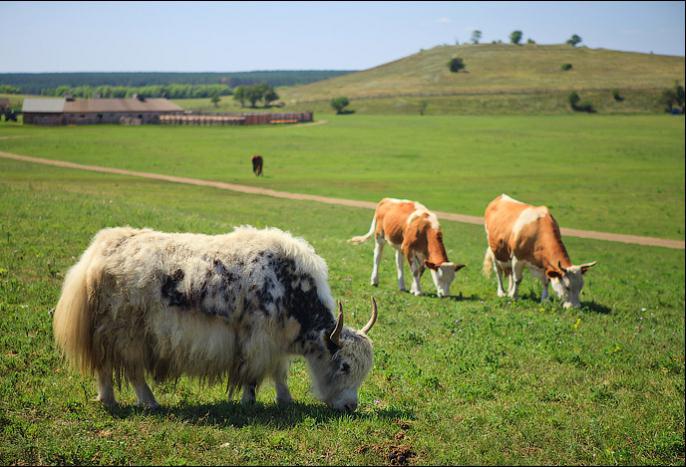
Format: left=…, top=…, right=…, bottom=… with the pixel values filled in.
left=350, top=198, right=465, bottom=297
left=483, top=194, right=597, bottom=308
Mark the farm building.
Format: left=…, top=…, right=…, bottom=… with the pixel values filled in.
left=22, top=96, right=183, bottom=125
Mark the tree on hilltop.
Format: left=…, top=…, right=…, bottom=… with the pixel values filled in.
left=509, top=30, right=523, bottom=45
left=567, top=34, right=583, bottom=47
left=471, top=30, right=482, bottom=44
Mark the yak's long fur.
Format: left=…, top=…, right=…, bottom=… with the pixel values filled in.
left=53, top=225, right=339, bottom=395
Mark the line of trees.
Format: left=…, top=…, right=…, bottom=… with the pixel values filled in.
left=38, top=84, right=232, bottom=99
left=467, top=30, right=582, bottom=47
left=0, top=71, right=354, bottom=95
left=233, top=83, right=280, bottom=108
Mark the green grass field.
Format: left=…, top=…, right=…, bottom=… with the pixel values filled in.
left=0, top=115, right=683, bottom=240
left=0, top=152, right=684, bottom=465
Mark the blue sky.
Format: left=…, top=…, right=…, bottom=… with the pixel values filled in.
left=0, top=1, right=683, bottom=72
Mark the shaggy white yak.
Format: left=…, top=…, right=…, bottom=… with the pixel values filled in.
left=53, top=226, right=378, bottom=411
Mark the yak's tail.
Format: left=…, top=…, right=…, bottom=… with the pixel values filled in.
left=53, top=242, right=99, bottom=376
left=349, top=215, right=377, bottom=244
left=482, top=248, right=494, bottom=277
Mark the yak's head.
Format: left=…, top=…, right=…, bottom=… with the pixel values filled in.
left=547, top=260, right=597, bottom=308
left=308, top=299, right=377, bottom=412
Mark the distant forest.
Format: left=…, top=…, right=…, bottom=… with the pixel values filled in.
left=0, top=70, right=354, bottom=96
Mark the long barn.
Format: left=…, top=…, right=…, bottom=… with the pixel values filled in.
left=22, top=96, right=183, bottom=125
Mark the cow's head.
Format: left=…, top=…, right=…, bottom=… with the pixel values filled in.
left=425, top=261, right=466, bottom=298
left=308, top=299, right=377, bottom=412
left=547, top=261, right=597, bottom=308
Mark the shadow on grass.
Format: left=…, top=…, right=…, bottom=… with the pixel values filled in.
left=518, top=290, right=612, bottom=314
left=107, top=400, right=413, bottom=428
left=399, top=290, right=481, bottom=301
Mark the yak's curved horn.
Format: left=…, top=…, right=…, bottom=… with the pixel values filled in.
left=361, top=297, right=378, bottom=335
left=330, top=302, right=344, bottom=346
left=558, top=260, right=568, bottom=274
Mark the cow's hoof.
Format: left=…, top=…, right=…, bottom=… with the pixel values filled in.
left=412, top=291, right=422, bottom=296
left=497, top=290, right=507, bottom=297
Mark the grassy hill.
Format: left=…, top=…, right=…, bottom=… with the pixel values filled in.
left=277, top=44, right=685, bottom=115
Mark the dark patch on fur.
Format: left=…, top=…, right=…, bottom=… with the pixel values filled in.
left=161, top=269, right=189, bottom=307
left=161, top=260, right=243, bottom=318
left=267, top=256, right=336, bottom=347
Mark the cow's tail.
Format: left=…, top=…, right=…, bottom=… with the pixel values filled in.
left=53, top=243, right=99, bottom=376
left=482, top=248, right=494, bottom=277
left=349, top=214, right=377, bottom=244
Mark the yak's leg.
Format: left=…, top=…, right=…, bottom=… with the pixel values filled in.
left=127, top=368, right=159, bottom=409
left=96, top=364, right=116, bottom=407
left=394, top=249, right=406, bottom=291
left=370, top=235, right=385, bottom=286
left=508, top=257, right=525, bottom=299
left=241, top=383, right=257, bottom=405
left=273, top=358, right=293, bottom=405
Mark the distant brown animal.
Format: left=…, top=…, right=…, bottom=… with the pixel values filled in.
left=252, top=155, right=263, bottom=176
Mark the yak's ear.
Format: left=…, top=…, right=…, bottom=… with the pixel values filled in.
left=580, top=261, right=597, bottom=274
left=454, top=263, right=466, bottom=272
left=546, top=269, right=562, bottom=279
left=424, top=260, right=439, bottom=270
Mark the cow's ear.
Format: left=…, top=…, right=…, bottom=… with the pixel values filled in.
left=580, top=261, right=597, bottom=274
left=424, top=260, right=439, bottom=270
left=454, top=263, right=466, bottom=272
left=546, top=269, right=562, bottom=279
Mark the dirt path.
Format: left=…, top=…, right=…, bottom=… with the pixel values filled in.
left=1, top=150, right=683, bottom=250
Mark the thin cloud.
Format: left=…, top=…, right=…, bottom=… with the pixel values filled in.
left=437, top=17, right=452, bottom=24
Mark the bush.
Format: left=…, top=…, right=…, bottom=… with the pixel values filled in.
left=660, top=82, right=685, bottom=114
left=568, top=91, right=595, bottom=113
left=448, top=57, right=465, bottom=73
left=330, top=96, right=350, bottom=114
left=561, top=63, right=573, bottom=71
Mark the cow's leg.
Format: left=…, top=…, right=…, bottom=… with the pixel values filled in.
left=127, top=368, right=159, bottom=409
left=508, top=257, right=525, bottom=299
left=409, top=255, right=423, bottom=296
left=530, top=267, right=550, bottom=301
left=241, top=383, right=257, bottom=405
left=394, top=248, right=406, bottom=291
left=370, top=235, right=385, bottom=286
left=272, top=358, right=292, bottom=405
left=96, top=364, right=116, bottom=407
left=494, top=261, right=507, bottom=297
